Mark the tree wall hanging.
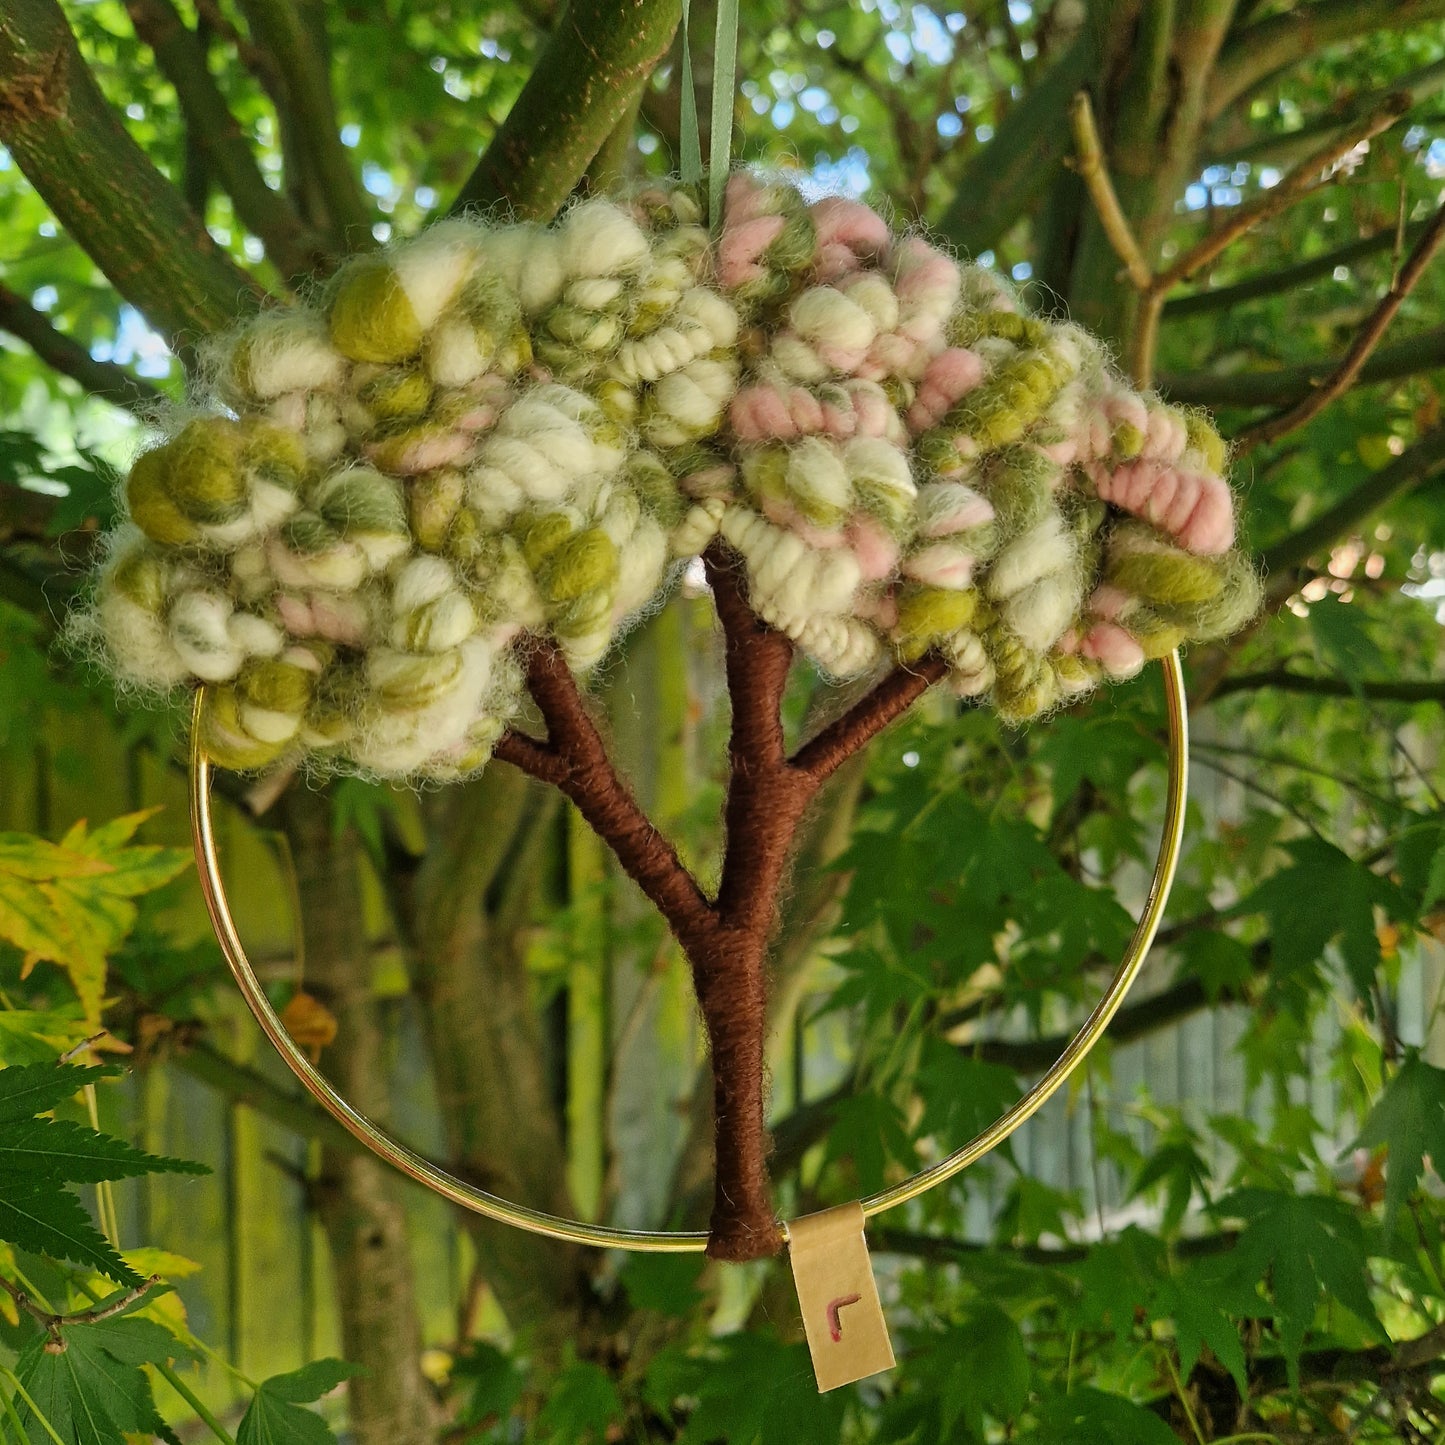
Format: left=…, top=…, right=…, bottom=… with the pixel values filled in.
left=79, top=164, right=1257, bottom=1381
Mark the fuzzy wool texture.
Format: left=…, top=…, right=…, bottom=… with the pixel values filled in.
left=83, top=174, right=1259, bottom=779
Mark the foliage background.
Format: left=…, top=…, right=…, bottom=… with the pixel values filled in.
left=3, top=0, right=1445, bottom=1440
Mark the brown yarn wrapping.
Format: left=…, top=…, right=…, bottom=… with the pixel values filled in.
left=494, top=540, right=945, bottom=1260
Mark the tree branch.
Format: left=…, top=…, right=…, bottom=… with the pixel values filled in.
left=171, top=1038, right=369, bottom=1156
left=0, top=284, right=163, bottom=412
left=1203, top=55, right=1445, bottom=173
left=1153, top=96, right=1410, bottom=293
left=1234, top=199, right=1445, bottom=454
left=1067, top=90, right=1152, bottom=292
left=0, top=0, right=264, bottom=348
left=233, top=0, right=372, bottom=251
left=122, top=0, right=329, bottom=279
left=504, top=638, right=715, bottom=943
left=1208, top=670, right=1445, bottom=705
left=936, top=32, right=1093, bottom=257
left=0, top=1275, right=162, bottom=1343
left=450, top=0, right=682, bottom=221
left=1208, top=0, right=1445, bottom=122
left=1260, top=425, right=1445, bottom=576
left=1163, top=215, right=1437, bottom=319
left=1160, top=323, right=1445, bottom=408
left=790, top=655, right=948, bottom=784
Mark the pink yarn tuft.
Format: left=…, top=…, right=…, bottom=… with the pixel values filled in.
left=1094, top=461, right=1236, bottom=555
left=847, top=515, right=902, bottom=581
left=810, top=197, right=892, bottom=281
left=907, top=348, right=985, bottom=433
left=718, top=216, right=787, bottom=290
left=1088, top=584, right=1130, bottom=621
left=276, top=591, right=371, bottom=646
left=1081, top=621, right=1145, bottom=677
left=903, top=542, right=973, bottom=589
left=731, top=384, right=822, bottom=441
left=366, top=431, right=475, bottom=474
left=731, top=380, right=902, bottom=443
left=892, top=238, right=962, bottom=343
left=1144, top=407, right=1188, bottom=464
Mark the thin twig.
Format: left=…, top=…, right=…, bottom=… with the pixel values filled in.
left=1234, top=199, right=1445, bottom=453
left=1068, top=92, right=1152, bottom=291
left=0, top=1275, right=161, bottom=1345
left=57, top=1032, right=111, bottom=1064
left=0, top=284, right=163, bottom=414
left=1155, top=96, right=1410, bottom=292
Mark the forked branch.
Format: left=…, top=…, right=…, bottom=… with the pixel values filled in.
left=492, top=540, right=948, bottom=1259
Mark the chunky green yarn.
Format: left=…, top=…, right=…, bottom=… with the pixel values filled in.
left=83, top=173, right=1259, bottom=780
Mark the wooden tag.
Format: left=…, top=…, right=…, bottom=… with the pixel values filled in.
left=788, top=1202, right=895, bottom=1392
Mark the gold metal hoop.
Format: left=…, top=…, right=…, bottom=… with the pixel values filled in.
left=190, top=650, right=1188, bottom=1252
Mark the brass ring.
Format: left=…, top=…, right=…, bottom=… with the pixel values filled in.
left=190, top=649, right=1188, bottom=1252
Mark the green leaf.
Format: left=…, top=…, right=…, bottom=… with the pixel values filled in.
left=1129, top=1129, right=1212, bottom=1236
left=1238, top=837, right=1403, bottom=999
left=1423, top=836, right=1445, bottom=913
left=237, top=1359, right=359, bottom=1445
left=0, top=1063, right=111, bottom=1127
left=537, top=1360, right=621, bottom=1445
left=1174, top=930, right=1255, bottom=1001
left=1354, top=1053, right=1445, bottom=1228
left=15, top=1314, right=184, bottom=1445
left=0, top=1014, right=98, bottom=1068
left=1155, top=1258, right=1254, bottom=1398
left=0, top=817, right=188, bottom=1025
left=0, top=1117, right=206, bottom=1185
left=914, top=1040, right=1022, bottom=1165
left=0, top=839, right=112, bottom=883
left=0, top=1179, right=143, bottom=1285
left=1025, top=1388, right=1178, bottom=1445
left=1307, top=593, right=1387, bottom=696
left=1221, top=1189, right=1385, bottom=1387
left=938, top=1306, right=1030, bottom=1438
left=669, top=1334, right=846, bottom=1445
left=619, top=1252, right=705, bottom=1317
left=821, top=1093, right=916, bottom=1195
left=451, top=1342, right=523, bottom=1429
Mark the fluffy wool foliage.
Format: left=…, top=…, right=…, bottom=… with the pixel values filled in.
left=86, top=174, right=1258, bottom=779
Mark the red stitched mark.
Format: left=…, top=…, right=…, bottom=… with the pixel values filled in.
left=826, top=1293, right=863, bottom=1342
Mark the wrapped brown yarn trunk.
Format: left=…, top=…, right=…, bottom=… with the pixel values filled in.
left=496, top=540, right=943, bottom=1260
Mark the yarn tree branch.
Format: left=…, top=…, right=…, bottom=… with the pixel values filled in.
left=0, top=283, right=163, bottom=413
left=489, top=542, right=957, bottom=1259
left=121, top=0, right=330, bottom=280
left=0, top=0, right=265, bottom=349
left=1233, top=198, right=1445, bottom=455
left=449, top=0, right=682, bottom=221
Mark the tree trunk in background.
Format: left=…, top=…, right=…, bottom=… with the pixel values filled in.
left=410, top=769, right=591, bottom=1351
left=600, top=606, right=703, bottom=1235
left=280, top=789, right=439, bottom=1445
left=1064, top=0, right=1241, bottom=344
